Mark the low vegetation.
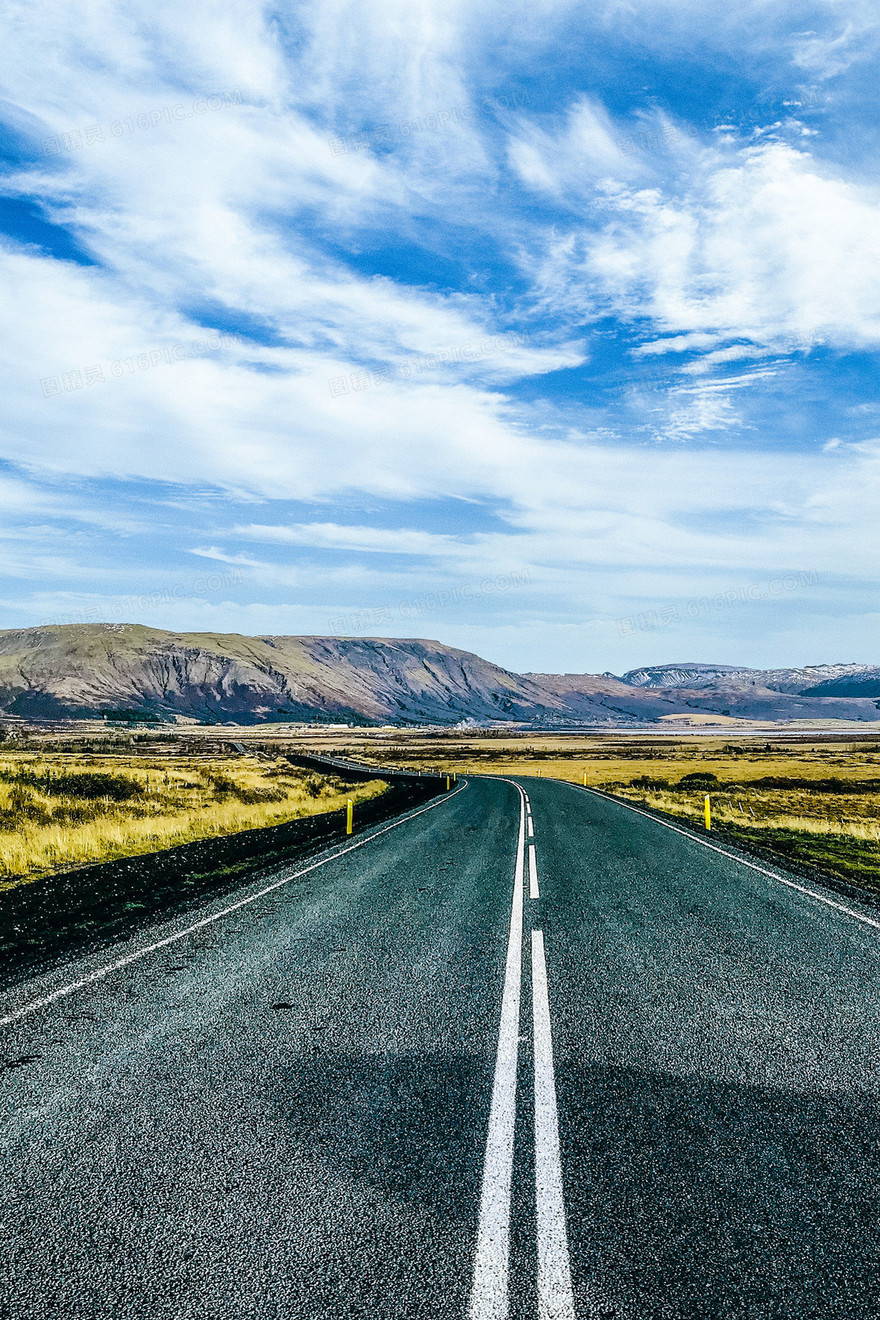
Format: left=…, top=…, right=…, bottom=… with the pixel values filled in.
left=302, top=730, right=880, bottom=892
left=0, top=751, right=386, bottom=888
left=607, top=773, right=880, bottom=890
left=8, top=723, right=880, bottom=894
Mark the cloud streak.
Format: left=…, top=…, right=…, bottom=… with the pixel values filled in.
left=0, top=0, right=878, bottom=671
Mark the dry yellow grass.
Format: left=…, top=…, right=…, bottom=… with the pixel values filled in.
left=311, top=731, right=880, bottom=887
left=611, top=784, right=880, bottom=841
left=0, top=752, right=386, bottom=887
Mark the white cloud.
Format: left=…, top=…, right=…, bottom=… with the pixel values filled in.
left=632, top=333, right=720, bottom=357
left=516, top=132, right=880, bottom=357
left=234, top=522, right=467, bottom=556
left=0, top=0, right=879, bottom=670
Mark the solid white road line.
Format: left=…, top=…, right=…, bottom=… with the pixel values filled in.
left=572, top=782, right=880, bottom=935
left=469, top=786, right=526, bottom=1320
left=0, top=781, right=470, bottom=1031
left=531, top=929, right=575, bottom=1320
left=528, top=843, right=540, bottom=900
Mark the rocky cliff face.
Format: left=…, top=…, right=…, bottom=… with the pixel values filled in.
left=604, top=661, right=880, bottom=721
left=0, top=625, right=562, bottom=724
left=0, top=627, right=877, bottom=725
left=621, top=661, right=880, bottom=697
left=620, top=664, right=751, bottom=689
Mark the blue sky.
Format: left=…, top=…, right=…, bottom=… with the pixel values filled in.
left=1, top=0, right=879, bottom=674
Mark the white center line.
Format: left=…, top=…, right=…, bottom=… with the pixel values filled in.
left=469, top=787, right=526, bottom=1320
left=531, top=929, right=575, bottom=1320
left=528, top=842, right=540, bottom=900
left=527, top=815, right=534, bottom=840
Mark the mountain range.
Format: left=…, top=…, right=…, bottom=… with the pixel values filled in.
left=0, top=625, right=878, bottom=727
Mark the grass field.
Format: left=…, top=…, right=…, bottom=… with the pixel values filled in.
left=0, top=751, right=386, bottom=888
left=316, top=731, right=880, bottom=891
left=6, top=723, right=880, bottom=894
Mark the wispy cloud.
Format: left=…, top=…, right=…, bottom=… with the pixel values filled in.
left=0, top=0, right=878, bottom=670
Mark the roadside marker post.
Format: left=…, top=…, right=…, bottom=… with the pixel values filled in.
left=704, top=795, right=712, bottom=830
left=346, top=798, right=354, bottom=835
left=582, top=771, right=587, bottom=786
left=446, top=776, right=451, bottom=790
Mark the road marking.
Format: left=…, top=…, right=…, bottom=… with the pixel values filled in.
left=527, top=815, right=534, bottom=839
left=572, top=783, right=880, bottom=934
left=531, top=929, right=575, bottom=1320
left=0, top=782, right=469, bottom=1031
left=469, top=786, right=526, bottom=1320
left=528, top=843, right=540, bottom=900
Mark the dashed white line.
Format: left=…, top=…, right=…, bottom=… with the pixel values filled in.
left=0, top=782, right=469, bottom=1031
left=527, top=815, right=534, bottom=840
left=528, top=842, right=540, bottom=900
left=531, top=929, right=575, bottom=1320
left=469, top=787, right=526, bottom=1320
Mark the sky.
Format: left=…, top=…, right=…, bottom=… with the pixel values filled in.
left=1, top=0, right=879, bottom=675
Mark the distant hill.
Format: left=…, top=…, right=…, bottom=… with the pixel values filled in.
left=620, top=663, right=752, bottom=689
left=0, top=625, right=562, bottom=725
left=533, top=662, right=880, bottom=723
left=621, top=662, right=880, bottom=697
left=0, top=627, right=877, bottom=726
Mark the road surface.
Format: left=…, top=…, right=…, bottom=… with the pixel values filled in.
left=3, top=775, right=880, bottom=1319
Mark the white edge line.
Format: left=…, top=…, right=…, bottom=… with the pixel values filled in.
left=568, top=780, right=880, bottom=933
left=531, top=928, right=575, bottom=1320
left=469, top=781, right=526, bottom=1320
left=0, top=780, right=469, bottom=1031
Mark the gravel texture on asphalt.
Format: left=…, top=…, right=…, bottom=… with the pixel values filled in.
left=0, top=776, right=442, bottom=990
left=3, top=775, right=880, bottom=1318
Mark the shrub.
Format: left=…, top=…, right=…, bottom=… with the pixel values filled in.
left=0, top=768, right=142, bottom=801
left=748, top=775, right=880, bottom=794
left=206, top=772, right=238, bottom=797
left=232, top=786, right=286, bottom=805
left=0, top=785, right=52, bottom=825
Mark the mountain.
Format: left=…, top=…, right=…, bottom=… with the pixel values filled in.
left=0, top=625, right=563, bottom=725
left=561, top=661, right=880, bottom=722
left=0, top=627, right=877, bottom=726
left=621, top=661, right=880, bottom=697
left=518, top=671, right=685, bottom=723
left=620, top=663, right=752, bottom=689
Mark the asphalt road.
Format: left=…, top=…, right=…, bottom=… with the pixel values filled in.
left=3, top=776, right=880, bottom=1319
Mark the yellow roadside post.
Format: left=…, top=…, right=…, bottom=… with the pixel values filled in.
left=346, top=798, right=353, bottom=835
left=583, top=771, right=587, bottom=786
left=704, top=794, right=712, bottom=830
left=446, top=775, right=451, bottom=790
